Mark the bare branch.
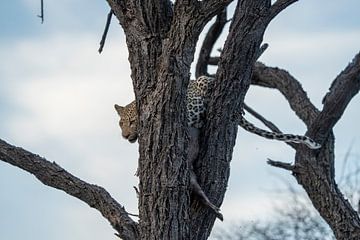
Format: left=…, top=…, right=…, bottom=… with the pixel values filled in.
left=269, top=0, right=298, bottom=21
left=267, top=158, right=295, bottom=171
left=252, top=62, right=319, bottom=126
left=0, top=139, right=139, bottom=240
left=37, top=0, right=44, bottom=24
left=309, top=52, right=360, bottom=143
left=98, top=9, right=113, bottom=54
left=243, top=103, right=281, bottom=133
left=246, top=55, right=360, bottom=237
left=195, top=8, right=227, bottom=78
left=279, top=52, right=360, bottom=238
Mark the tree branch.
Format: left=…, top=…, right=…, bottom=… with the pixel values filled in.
left=98, top=9, right=113, bottom=54
left=195, top=9, right=227, bottom=78
left=257, top=52, right=360, bottom=238
left=0, top=138, right=139, bottom=240
left=37, top=0, right=44, bottom=24
left=269, top=0, right=298, bottom=21
left=252, top=62, right=320, bottom=126
left=309, top=52, right=360, bottom=143
left=267, top=158, right=295, bottom=171
left=243, top=103, right=281, bottom=133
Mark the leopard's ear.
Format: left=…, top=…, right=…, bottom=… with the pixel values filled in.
left=114, top=104, right=124, bottom=116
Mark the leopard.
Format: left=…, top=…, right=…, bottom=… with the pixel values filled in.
left=114, top=75, right=321, bottom=220
left=115, top=76, right=321, bottom=149
left=114, top=101, right=138, bottom=143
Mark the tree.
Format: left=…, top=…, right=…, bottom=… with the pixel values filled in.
left=1, top=0, right=360, bottom=239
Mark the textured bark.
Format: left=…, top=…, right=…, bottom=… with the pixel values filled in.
left=189, top=1, right=279, bottom=238
left=107, top=1, right=232, bottom=239
left=106, top=1, right=293, bottom=238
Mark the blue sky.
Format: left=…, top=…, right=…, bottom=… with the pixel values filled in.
left=0, top=1, right=359, bottom=239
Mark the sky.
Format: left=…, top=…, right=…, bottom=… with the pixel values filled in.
left=0, top=1, right=359, bottom=239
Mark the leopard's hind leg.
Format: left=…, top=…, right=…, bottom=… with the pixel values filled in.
left=188, top=127, right=223, bottom=220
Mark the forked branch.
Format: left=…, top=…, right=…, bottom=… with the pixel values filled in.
left=255, top=53, right=360, bottom=238
left=0, top=139, right=139, bottom=240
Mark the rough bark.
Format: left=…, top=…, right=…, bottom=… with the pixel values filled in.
left=189, top=1, right=293, bottom=238
left=106, top=1, right=232, bottom=239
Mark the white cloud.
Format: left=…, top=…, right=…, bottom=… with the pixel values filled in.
left=1, top=33, right=132, bottom=143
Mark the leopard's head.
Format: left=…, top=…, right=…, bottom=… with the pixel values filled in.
left=114, top=101, right=138, bottom=143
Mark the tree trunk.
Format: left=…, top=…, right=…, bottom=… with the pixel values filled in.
left=107, top=0, right=291, bottom=239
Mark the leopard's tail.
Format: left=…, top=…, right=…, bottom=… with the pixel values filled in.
left=238, top=117, right=321, bottom=149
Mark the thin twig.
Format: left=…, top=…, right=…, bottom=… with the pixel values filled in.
left=243, top=103, right=281, bottom=133
left=37, top=0, right=44, bottom=24
left=267, top=158, right=295, bottom=171
left=99, top=9, right=113, bottom=54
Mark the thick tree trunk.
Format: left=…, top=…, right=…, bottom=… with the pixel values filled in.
left=107, top=1, right=232, bottom=238
left=107, top=0, right=292, bottom=239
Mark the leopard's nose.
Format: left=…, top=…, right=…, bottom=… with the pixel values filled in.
left=122, top=132, right=130, bottom=139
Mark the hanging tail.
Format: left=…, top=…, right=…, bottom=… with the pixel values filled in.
left=238, top=117, right=321, bottom=149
